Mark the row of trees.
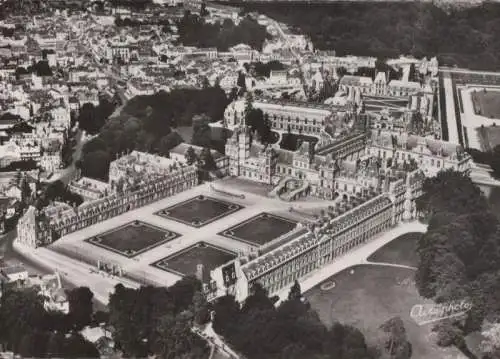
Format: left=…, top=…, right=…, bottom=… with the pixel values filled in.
left=0, top=286, right=100, bottom=358
left=77, top=87, right=229, bottom=180
left=415, top=170, right=500, bottom=354
left=213, top=281, right=379, bottom=359
left=177, top=11, right=269, bottom=51
left=247, top=2, right=500, bottom=70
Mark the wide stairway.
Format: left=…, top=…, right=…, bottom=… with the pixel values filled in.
left=280, top=180, right=310, bottom=202
left=268, top=176, right=294, bottom=198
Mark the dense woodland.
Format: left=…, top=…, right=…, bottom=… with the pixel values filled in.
left=77, top=87, right=229, bottom=181
left=176, top=11, right=269, bottom=51
left=240, top=2, right=500, bottom=70
left=415, top=170, right=500, bottom=353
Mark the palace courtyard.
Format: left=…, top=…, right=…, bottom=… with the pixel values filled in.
left=46, top=179, right=325, bottom=289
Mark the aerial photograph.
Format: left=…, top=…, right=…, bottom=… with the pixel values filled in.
left=0, top=0, right=499, bottom=358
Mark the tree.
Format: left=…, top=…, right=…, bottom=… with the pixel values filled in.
left=191, top=119, right=212, bottom=149
left=379, top=316, right=412, bottom=359
left=78, top=103, right=97, bottom=133
left=21, top=176, right=31, bottom=203
left=67, top=287, right=94, bottom=330
left=200, top=147, right=217, bottom=172
left=158, top=132, right=183, bottom=156
left=480, top=322, right=500, bottom=358
left=192, top=291, right=210, bottom=325
left=185, top=146, right=197, bottom=165
left=153, top=312, right=209, bottom=359
left=237, top=71, right=246, bottom=89
left=288, top=280, right=302, bottom=301
left=212, top=295, right=241, bottom=337
left=169, top=276, right=202, bottom=313
left=490, top=145, right=500, bottom=179
left=432, top=320, right=464, bottom=347
left=200, top=2, right=208, bottom=17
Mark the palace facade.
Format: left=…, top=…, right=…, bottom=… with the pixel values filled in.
left=16, top=153, right=198, bottom=248
left=223, top=97, right=357, bottom=138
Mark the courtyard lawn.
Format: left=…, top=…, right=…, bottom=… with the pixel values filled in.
left=218, top=177, right=274, bottom=197
left=156, top=195, right=244, bottom=228
left=471, top=90, right=500, bottom=119
left=85, top=221, right=181, bottom=257
left=366, top=232, right=423, bottom=267
left=151, top=242, right=236, bottom=282
left=305, top=265, right=464, bottom=359
left=218, top=212, right=297, bottom=246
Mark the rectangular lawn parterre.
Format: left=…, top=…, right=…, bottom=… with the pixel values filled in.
left=155, top=195, right=244, bottom=228
left=85, top=221, right=181, bottom=257
left=471, top=90, right=500, bottom=118
left=218, top=212, right=297, bottom=246
left=151, top=242, right=236, bottom=282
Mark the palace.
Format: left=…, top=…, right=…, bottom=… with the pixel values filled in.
left=223, top=97, right=360, bottom=138
left=209, top=165, right=425, bottom=302
left=16, top=152, right=198, bottom=248
left=208, top=117, right=472, bottom=301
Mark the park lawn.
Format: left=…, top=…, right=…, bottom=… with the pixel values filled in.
left=305, top=265, right=465, bottom=359
left=367, top=232, right=423, bottom=267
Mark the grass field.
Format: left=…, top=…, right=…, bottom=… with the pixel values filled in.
left=471, top=90, right=500, bottom=119
left=151, top=242, right=236, bottom=282
left=218, top=212, right=297, bottom=246
left=85, top=221, right=181, bottom=257
left=156, top=195, right=244, bottom=228
left=367, top=232, right=423, bottom=267
left=305, top=265, right=463, bottom=359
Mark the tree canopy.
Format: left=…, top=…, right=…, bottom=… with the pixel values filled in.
left=212, top=283, right=376, bottom=359
left=78, top=97, right=116, bottom=135
left=0, top=288, right=98, bottom=357
left=78, top=87, right=229, bottom=181
left=177, top=12, right=269, bottom=51
left=245, top=2, right=500, bottom=70
left=108, top=276, right=207, bottom=358
left=415, top=170, right=500, bottom=334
